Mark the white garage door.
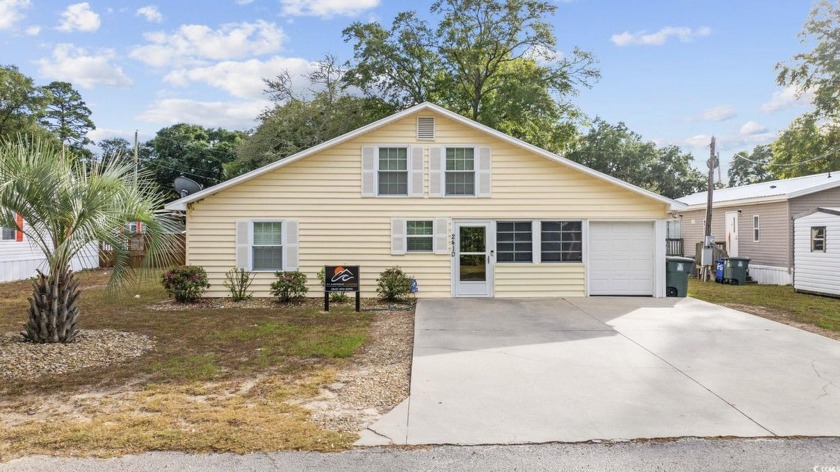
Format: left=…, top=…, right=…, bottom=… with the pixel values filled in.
left=589, top=221, right=655, bottom=296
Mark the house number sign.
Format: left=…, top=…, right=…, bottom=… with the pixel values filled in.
left=451, top=232, right=456, bottom=257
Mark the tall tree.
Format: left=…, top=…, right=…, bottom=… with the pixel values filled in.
left=728, top=145, right=774, bottom=186
left=0, top=65, right=49, bottom=141
left=0, top=138, right=179, bottom=343
left=142, top=124, right=245, bottom=198
left=771, top=114, right=840, bottom=178
left=343, top=0, right=598, bottom=151
left=98, top=137, right=133, bottom=167
left=40, top=81, right=96, bottom=154
left=231, top=56, right=395, bottom=175
left=566, top=118, right=705, bottom=199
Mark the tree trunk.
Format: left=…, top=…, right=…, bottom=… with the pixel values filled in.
left=22, top=269, right=80, bottom=343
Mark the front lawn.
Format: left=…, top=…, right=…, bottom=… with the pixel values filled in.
left=688, top=278, right=840, bottom=338
left=0, top=269, right=413, bottom=461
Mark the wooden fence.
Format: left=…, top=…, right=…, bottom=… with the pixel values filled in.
left=100, top=234, right=185, bottom=268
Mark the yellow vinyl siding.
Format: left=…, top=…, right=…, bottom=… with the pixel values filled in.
left=494, top=264, right=585, bottom=298
left=186, top=110, right=668, bottom=298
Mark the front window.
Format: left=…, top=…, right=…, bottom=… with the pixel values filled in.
left=1, top=226, right=14, bottom=240
left=378, top=147, right=408, bottom=196
left=406, top=220, right=433, bottom=252
left=753, top=215, right=760, bottom=242
left=445, top=147, right=475, bottom=196
left=541, top=221, right=583, bottom=262
left=497, top=221, right=532, bottom=262
left=811, top=226, right=826, bottom=252
left=252, top=222, right=283, bottom=270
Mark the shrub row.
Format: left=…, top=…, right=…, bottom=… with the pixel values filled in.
left=160, top=265, right=415, bottom=304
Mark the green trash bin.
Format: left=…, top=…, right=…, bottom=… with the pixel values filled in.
left=723, top=257, right=751, bottom=285
left=666, top=256, right=694, bottom=297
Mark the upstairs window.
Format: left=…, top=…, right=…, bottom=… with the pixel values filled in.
left=445, top=147, right=475, bottom=196
left=496, top=221, right=533, bottom=262
left=541, top=221, right=583, bottom=262
left=378, top=147, right=408, bottom=196
left=811, top=226, right=826, bottom=252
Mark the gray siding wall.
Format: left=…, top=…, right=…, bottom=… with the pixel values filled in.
left=678, top=201, right=790, bottom=268
left=790, top=186, right=840, bottom=219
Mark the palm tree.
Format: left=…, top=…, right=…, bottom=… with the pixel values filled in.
left=0, top=138, right=180, bottom=343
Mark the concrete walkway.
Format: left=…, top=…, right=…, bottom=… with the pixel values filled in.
left=358, top=297, right=840, bottom=446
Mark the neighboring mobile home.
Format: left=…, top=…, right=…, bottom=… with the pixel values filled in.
left=677, top=172, right=840, bottom=285
left=794, top=208, right=840, bottom=297
left=165, top=103, right=683, bottom=299
left=0, top=215, right=98, bottom=283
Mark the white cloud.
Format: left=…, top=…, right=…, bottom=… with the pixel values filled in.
left=164, top=56, right=315, bottom=99
left=611, top=26, right=711, bottom=47
left=0, top=0, right=30, bottom=30
left=136, top=5, right=162, bottom=23
left=37, top=44, right=132, bottom=88
left=25, top=25, right=40, bottom=35
left=690, top=105, right=737, bottom=122
left=137, top=98, right=267, bottom=129
left=280, top=0, right=379, bottom=17
left=57, top=2, right=101, bottom=32
left=129, top=21, right=284, bottom=67
left=740, top=121, right=768, bottom=135
left=761, top=85, right=815, bottom=113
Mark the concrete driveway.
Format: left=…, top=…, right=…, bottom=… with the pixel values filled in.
left=358, top=297, right=840, bottom=446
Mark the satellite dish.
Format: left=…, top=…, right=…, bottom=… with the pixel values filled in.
left=174, top=176, right=203, bottom=198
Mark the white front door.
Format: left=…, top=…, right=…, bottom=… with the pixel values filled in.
left=454, top=221, right=494, bottom=297
left=725, top=211, right=739, bottom=257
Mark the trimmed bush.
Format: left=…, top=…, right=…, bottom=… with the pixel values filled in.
left=316, top=267, right=350, bottom=303
left=376, top=266, right=412, bottom=301
left=223, top=267, right=254, bottom=302
left=161, top=266, right=210, bottom=303
left=271, top=271, right=309, bottom=302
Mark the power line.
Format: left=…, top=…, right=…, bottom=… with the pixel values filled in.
left=730, top=146, right=839, bottom=168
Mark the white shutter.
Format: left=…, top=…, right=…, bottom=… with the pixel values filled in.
left=235, top=221, right=251, bottom=270
left=429, top=146, right=444, bottom=197
left=434, top=218, right=449, bottom=255
left=532, top=221, right=541, bottom=264
left=477, top=146, right=492, bottom=197
left=361, top=146, right=376, bottom=197
left=391, top=219, right=406, bottom=255
left=409, top=146, right=424, bottom=197
left=283, top=220, right=299, bottom=271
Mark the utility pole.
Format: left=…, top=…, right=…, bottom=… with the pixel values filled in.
left=702, top=136, right=717, bottom=281
left=133, top=130, right=139, bottom=183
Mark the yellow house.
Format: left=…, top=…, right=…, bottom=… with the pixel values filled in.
left=165, top=103, right=684, bottom=298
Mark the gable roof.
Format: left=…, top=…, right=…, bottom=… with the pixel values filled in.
left=165, top=102, right=683, bottom=211
left=678, top=172, right=840, bottom=209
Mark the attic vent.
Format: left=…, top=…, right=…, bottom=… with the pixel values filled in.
left=417, top=116, right=435, bottom=140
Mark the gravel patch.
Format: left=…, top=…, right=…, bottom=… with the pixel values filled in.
left=305, top=307, right=415, bottom=433
left=0, top=330, right=154, bottom=381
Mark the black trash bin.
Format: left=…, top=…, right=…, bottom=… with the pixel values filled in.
left=666, top=256, right=695, bottom=297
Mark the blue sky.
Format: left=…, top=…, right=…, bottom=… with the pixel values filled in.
left=0, top=0, right=818, bottom=176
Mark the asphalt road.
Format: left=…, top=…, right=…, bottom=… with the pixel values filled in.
left=2, top=438, right=839, bottom=472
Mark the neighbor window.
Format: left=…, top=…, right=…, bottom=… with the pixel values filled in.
left=252, top=221, right=283, bottom=270
left=541, top=221, right=583, bottom=262
left=497, top=221, right=533, bottom=262
left=753, top=215, right=760, bottom=242
left=445, top=147, right=475, bottom=196
left=406, top=220, right=434, bottom=252
left=378, top=147, right=408, bottom=196
left=1, top=226, right=14, bottom=240
left=811, top=226, right=826, bottom=252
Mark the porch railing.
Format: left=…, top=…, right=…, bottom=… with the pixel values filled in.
left=666, top=238, right=684, bottom=256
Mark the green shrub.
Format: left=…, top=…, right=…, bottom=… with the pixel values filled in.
left=376, top=266, right=412, bottom=301
left=223, top=267, right=254, bottom=302
left=316, top=267, right=350, bottom=303
left=160, top=266, right=210, bottom=303
left=271, top=271, right=309, bottom=302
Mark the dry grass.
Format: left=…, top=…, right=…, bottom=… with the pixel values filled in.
left=688, top=278, right=840, bottom=339
left=0, top=269, right=407, bottom=461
